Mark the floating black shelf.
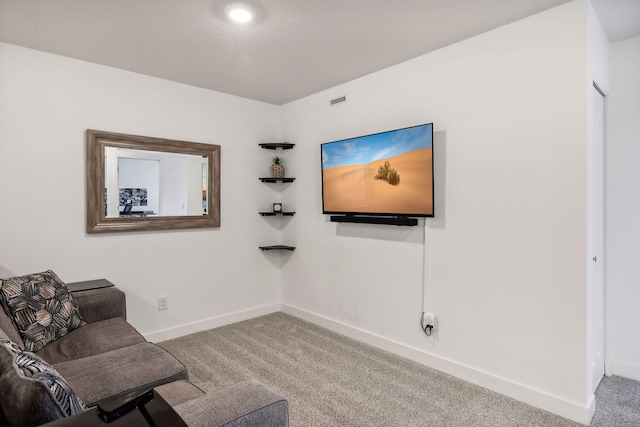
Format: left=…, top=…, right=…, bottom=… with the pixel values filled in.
left=259, top=143, right=295, bottom=150
left=259, top=212, right=296, bottom=216
left=259, top=177, right=295, bottom=183
left=259, top=143, right=296, bottom=253
left=259, top=245, right=296, bottom=251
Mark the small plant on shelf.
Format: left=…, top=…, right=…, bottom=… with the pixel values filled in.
left=272, top=155, right=285, bottom=178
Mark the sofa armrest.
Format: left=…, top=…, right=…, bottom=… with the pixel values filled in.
left=172, top=380, right=289, bottom=427
left=72, top=286, right=127, bottom=323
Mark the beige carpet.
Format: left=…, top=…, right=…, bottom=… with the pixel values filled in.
left=159, top=312, right=581, bottom=427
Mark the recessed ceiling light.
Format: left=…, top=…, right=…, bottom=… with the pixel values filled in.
left=225, top=3, right=255, bottom=23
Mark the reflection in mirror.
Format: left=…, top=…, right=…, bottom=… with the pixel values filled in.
left=104, top=148, right=208, bottom=218
left=86, top=130, right=220, bottom=233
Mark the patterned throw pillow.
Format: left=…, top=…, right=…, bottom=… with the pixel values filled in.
left=0, top=270, right=86, bottom=352
left=0, top=338, right=86, bottom=424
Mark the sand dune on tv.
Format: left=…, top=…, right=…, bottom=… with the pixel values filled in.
left=323, top=147, right=433, bottom=215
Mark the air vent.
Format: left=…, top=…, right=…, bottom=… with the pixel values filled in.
left=330, top=96, right=346, bottom=106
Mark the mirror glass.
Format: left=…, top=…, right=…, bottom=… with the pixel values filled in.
left=105, top=148, right=208, bottom=218
left=86, top=130, right=220, bottom=233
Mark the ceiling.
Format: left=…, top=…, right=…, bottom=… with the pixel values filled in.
left=1, top=0, right=638, bottom=105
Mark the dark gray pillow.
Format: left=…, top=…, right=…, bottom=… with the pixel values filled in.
left=0, top=270, right=86, bottom=352
left=0, top=338, right=86, bottom=426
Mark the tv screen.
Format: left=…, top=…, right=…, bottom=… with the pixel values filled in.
left=321, top=122, right=434, bottom=217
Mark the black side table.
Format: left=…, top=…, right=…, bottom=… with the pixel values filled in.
left=43, top=389, right=187, bottom=427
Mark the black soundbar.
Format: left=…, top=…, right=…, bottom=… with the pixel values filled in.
left=330, top=215, right=418, bottom=226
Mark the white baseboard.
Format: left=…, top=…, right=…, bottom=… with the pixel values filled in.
left=282, top=303, right=593, bottom=425
left=608, top=358, right=640, bottom=382
left=144, top=303, right=281, bottom=343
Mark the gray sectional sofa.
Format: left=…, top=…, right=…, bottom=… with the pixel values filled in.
left=0, top=275, right=289, bottom=426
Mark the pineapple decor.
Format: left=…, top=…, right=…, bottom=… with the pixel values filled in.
left=272, top=155, right=285, bottom=178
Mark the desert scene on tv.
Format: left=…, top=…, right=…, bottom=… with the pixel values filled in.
left=322, top=125, right=433, bottom=215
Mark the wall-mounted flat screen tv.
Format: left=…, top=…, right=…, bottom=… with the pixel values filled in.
left=321, top=122, right=434, bottom=217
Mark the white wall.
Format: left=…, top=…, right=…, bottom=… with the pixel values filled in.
left=0, top=42, right=284, bottom=339
left=605, top=35, right=640, bottom=381
left=282, top=1, right=592, bottom=422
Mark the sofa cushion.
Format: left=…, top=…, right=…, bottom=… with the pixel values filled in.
left=174, top=380, right=289, bottom=427
left=36, top=317, right=146, bottom=364
left=0, top=270, right=86, bottom=352
left=0, top=338, right=86, bottom=426
left=53, top=342, right=189, bottom=406
left=71, top=287, right=127, bottom=323
left=155, top=380, right=205, bottom=407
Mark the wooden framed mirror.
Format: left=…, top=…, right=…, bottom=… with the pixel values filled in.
left=86, top=130, right=220, bottom=233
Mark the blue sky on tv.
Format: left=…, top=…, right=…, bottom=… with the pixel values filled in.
left=322, top=123, right=432, bottom=170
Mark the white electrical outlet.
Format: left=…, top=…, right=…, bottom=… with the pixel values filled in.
left=158, top=295, right=169, bottom=311
left=423, top=312, right=436, bottom=329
